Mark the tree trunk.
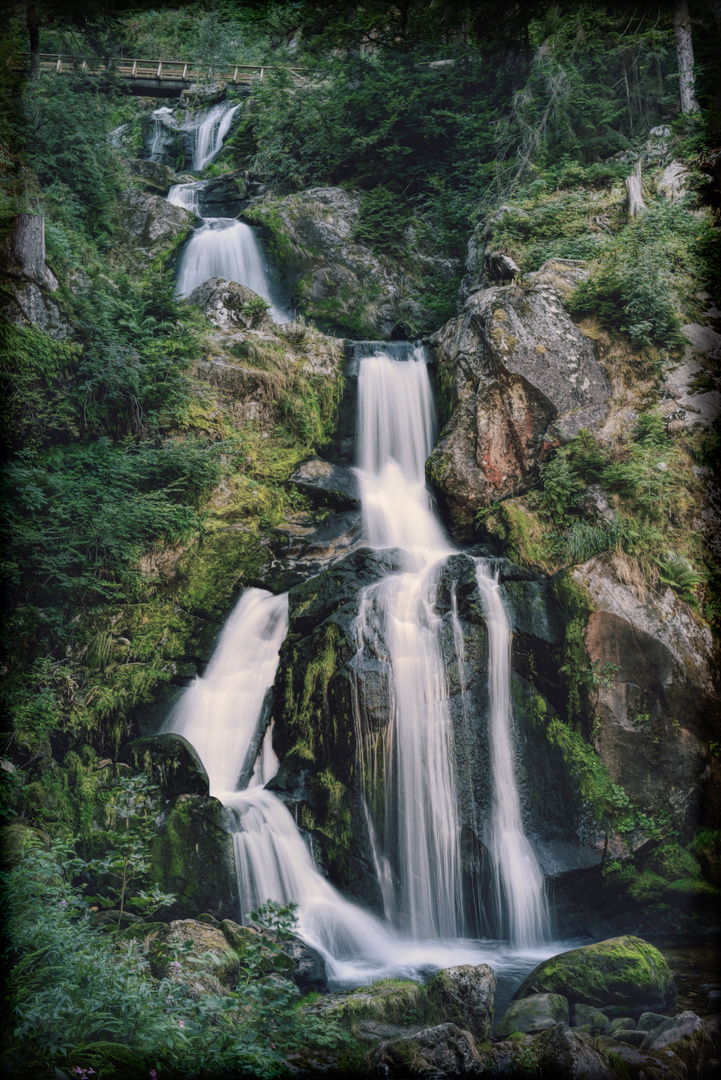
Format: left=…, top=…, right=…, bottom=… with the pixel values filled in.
left=674, top=0, right=700, bottom=114
left=27, top=1, right=40, bottom=80
left=625, top=160, right=647, bottom=217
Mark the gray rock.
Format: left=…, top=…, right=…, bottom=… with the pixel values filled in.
left=374, top=1022, right=481, bottom=1077
left=149, top=918, right=239, bottom=995
left=5, top=281, right=72, bottom=339
left=613, top=1029, right=646, bottom=1047
left=495, top=992, right=569, bottom=1036
left=534, top=1024, right=617, bottom=1079
left=485, top=250, right=520, bottom=281
left=427, top=276, right=610, bottom=538
left=280, top=937, right=328, bottom=992
left=658, top=161, right=689, bottom=202
left=115, top=190, right=196, bottom=254
left=148, top=794, right=239, bottom=922
left=186, top=276, right=270, bottom=330
left=128, top=158, right=178, bottom=192
left=641, top=1011, right=715, bottom=1078
left=572, top=1004, right=609, bottom=1032
left=574, top=555, right=716, bottom=831
left=425, top=964, right=495, bottom=1041
left=288, top=458, right=360, bottom=511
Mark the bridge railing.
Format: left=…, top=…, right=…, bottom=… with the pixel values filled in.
left=11, top=54, right=306, bottom=84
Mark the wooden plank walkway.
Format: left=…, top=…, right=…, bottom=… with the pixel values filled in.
left=11, top=54, right=306, bottom=87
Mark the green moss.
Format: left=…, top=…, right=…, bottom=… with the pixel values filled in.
left=482, top=499, right=555, bottom=572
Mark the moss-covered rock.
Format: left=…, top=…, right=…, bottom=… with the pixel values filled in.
left=371, top=1023, right=482, bottom=1078
left=495, top=993, right=569, bottom=1037
left=514, top=936, right=676, bottom=1014
left=149, top=918, right=239, bottom=993
left=306, top=978, right=431, bottom=1028
left=147, top=794, right=238, bottom=921
left=423, top=964, right=495, bottom=1041
left=121, top=733, right=209, bottom=800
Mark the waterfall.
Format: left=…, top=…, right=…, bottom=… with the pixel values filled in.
left=175, top=219, right=280, bottom=312
left=190, top=101, right=243, bottom=172
left=474, top=564, right=550, bottom=945
left=352, top=344, right=548, bottom=947
left=353, top=345, right=464, bottom=938
left=165, top=588, right=400, bottom=982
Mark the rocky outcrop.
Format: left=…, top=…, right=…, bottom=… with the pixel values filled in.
left=427, top=268, right=610, bottom=540
left=128, top=158, right=178, bottom=192
left=573, top=555, right=715, bottom=831
left=1, top=213, right=72, bottom=339
left=661, top=321, right=721, bottom=432
left=373, top=1023, right=482, bottom=1077
left=287, top=458, right=360, bottom=510
left=514, top=936, right=676, bottom=1014
left=424, top=964, right=495, bottom=1041
left=243, top=188, right=421, bottom=338
left=533, top=1024, right=616, bottom=1079
left=114, top=190, right=196, bottom=255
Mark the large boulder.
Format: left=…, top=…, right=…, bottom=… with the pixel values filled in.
left=121, top=733, right=209, bottom=800
left=114, top=190, right=196, bottom=255
left=243, top=187, right=421, bottom=338
left=427, top=272, right=610, bottom=539
left=186, top=276, right=271, bottom=330
left=640, top=1011, right=715, bottom=1077
left=514, top=936, right=676, bottom=1014
left=287, top=458, right=360, bottom=511
left=373, top=1023, right=482, bottom=1077
left=533, top=1024, right=617, bottom=1079
left=424, top=964, right=495, bottom=1041
left=573, top=555, right=715, bottom=831
left=149, top=917, right=239, bottom=995
left=495, top=992, right=569, bottom=1037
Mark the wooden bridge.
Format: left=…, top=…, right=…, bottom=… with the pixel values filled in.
left=13, top=54, right=305, bottom=96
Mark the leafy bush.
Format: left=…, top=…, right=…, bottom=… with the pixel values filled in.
left=2, top=837, right=353, bottom=1078
left=353, top=185, right=410, bottom=253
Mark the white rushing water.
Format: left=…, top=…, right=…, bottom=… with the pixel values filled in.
left=475, top=562, right=550, bottom=945
left=352, top=343, right=548, bottom=946
left=190, top=101, right=243, bottom=172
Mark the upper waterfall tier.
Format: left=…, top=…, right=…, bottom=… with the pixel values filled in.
left=148, top=100, right=242, bottom=172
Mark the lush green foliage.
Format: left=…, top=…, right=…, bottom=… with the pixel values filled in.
left=2, top=838, right=353, bottom=1078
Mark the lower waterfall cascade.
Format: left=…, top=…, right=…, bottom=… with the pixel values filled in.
left=157, top=97, right=556, bottom=987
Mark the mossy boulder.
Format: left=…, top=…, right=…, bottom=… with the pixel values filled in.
left=496, top=992, right=569, bottom=1037
left=306, top=978, right=430, bottom=1028
left=122, top=733, right=209, bottom=800
left=571, top=1004, right=609, bottom=1032
left=424, top=964, right=495, bottom=1041
left=514, top=936, right=676, bottom=1014
left=149, top=918, right=239, bottom=993
left=219, top=920, right=294, bottom=977
left=147, top=794, right=238, bottom=921
left=533, top=1023, right=616, bottom=1079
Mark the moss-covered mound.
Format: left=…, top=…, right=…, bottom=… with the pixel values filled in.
left=514, top=935, right=676, bottom=1014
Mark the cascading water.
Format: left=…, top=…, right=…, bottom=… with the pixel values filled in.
left=352, top=343, right=548, bottom=947
left=165, top=589, right=401, bottom=983
left=151, top=98, right=286, bottom=315
left=475, top=562, right=550, bottom=946
left=190, top=101, right=243, bottom=172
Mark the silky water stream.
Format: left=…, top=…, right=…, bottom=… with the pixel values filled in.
left=164, top=342, right=561, bottom=996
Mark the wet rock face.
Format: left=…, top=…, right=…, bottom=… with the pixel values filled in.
left=121, top=733, right=209, bottom=800
left=128, top=158, right=178, bottom=192
left=1, top=213, right=72, bottom=339
left=243, top=188, right=421, bottom=338
left=424, top=964, right=496, bottom=1041
left=374, top=1023, right=482, bottom=1077
left=574, top=556, right=716, bottom=831
left=287, top=458, right=360, bottom=511
left=495, top=992, right=570, bottom=1037
left=427, top=271, right=610, bottom=540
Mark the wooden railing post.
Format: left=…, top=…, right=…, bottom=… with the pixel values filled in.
left=233, top=66, right=238, bottom=83
left=132, top=59, right=137, bottom=77
left=157, top=61, right=162, bottom=78
left=56, top=57, right=62, bottom=72
left=182, top=63, right=187, bottom=80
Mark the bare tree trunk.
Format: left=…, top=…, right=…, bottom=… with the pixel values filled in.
left=626, top=160, right=647, bottom=217
left=27, top=0, right=40, bottom=79
left=674, top=0, right=700, bottom=114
